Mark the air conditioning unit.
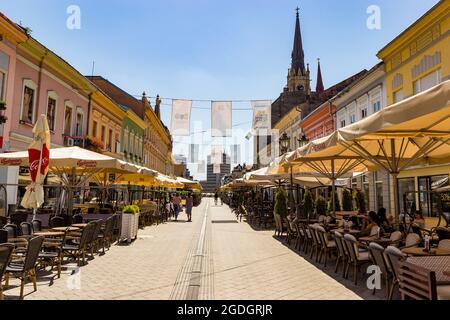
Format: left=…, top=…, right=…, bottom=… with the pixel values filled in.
left=64, top=136, right=74, bottom=147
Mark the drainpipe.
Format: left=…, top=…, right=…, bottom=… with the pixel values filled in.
left=85, top=92, right=93, bottom=147
left=36, top=50, right=49, bottom=120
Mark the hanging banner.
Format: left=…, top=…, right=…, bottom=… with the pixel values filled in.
left=213, top=164, right=221, bottom=174
left=211, top=146, right=222, bottom=165
left=171, top=100, right=192, bottom=136
left=189, top=144, right=199, bottom=163
left=230, top=144, right=240, bottom=164
left=252, top=100, right=272, bottom=132
left=211, top=101, right=232, bottom=137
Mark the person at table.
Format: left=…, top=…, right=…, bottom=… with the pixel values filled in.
left=359, top=211, right=380, bottom=237
left=412, top=211, right=426, bottom=229
left=377, top=208, right=395, bottom=233
left=186, top=193, right=194, bottom=222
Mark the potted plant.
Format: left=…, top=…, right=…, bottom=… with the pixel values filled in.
left=303, top=190, right=314, bottom=220
left=355, top=189, right=367, bottom=214
left=342, top=189, right=353, bottom=211
left=327, top=191, right=341, bottom=213
left=316, top=196, right=327, bottom=216
left=120, top=205, right=140, bottom=243
left=274, top=188, right=288, bottom=218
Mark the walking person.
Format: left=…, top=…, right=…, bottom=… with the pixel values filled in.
left=186, top=193, right=194, bottom=222
left=172, top=193, right=182, bottom=221
left=214, top=192, right=219, bottom=206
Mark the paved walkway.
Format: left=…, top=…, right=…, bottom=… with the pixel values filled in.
left=4, top=198, right=379, bottom=300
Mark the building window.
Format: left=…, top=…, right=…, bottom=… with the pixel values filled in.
left=63, top=104, right=73, bottom=136
left=75, top=109, right=83, bottom=136
left=375, top=172, right=384, bottom=210
left=101, top=125, right=106, bottom=144
left=108, top=129, right=113, bottom=151
left=92, top=121, right=98, bottom=137
left=398, top=177, right=416, bottom=214
left=361, top=108, right=368, bottom=119
left=21, top=80, right=37, bottom=124
left=339, top=119, right=346, bottom=128
left=46, top=92, right=57, bottom=131
left=0, top=71, right=6, bottom=100
left=393, top=90, right=403, bottom=104
left=413, top=69, right=441, bottom=95
left=350, top=114, right=356, bottom=124
left=373, top=101, right=381, bottom=113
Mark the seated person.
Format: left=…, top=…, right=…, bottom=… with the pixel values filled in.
left=377, top=208, right=395, bottom=233
left=412, top=211, right=426, bottom=229
left=359, top=211, right=379, bottom=236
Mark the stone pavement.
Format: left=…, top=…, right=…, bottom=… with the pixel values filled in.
left=3, top=198, right=382, bottom=300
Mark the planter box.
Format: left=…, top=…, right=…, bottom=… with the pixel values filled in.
left=120, top=213, right=140, bottom=243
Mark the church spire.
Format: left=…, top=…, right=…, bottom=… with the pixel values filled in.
left=291, top=7, right=305, bottom=76
left=316, top=58, right=324, bottom=93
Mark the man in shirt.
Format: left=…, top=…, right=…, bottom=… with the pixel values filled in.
left=172, top=193, right=182, bottom=221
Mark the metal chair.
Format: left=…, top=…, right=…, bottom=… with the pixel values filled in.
left=4, top=236, right=45, bottom=299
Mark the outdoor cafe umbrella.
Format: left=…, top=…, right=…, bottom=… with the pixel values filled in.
left=21, top=114, right=51, bottom=217
left=281, top=80, right=450, bottom=216
left=176, top=177, right=202, bottom=191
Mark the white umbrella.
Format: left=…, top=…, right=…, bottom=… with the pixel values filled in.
left=21, top=114, right=51, bottom=216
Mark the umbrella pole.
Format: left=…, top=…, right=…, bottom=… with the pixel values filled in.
left=331, top=159, right=336, bottom=216
left=290, top=165, right=294, bottom=214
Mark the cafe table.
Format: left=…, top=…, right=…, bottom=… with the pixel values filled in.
left=51, top=227, right=80, bottom=232
left=402, top=247, right=450, bottom=256
left=72, top=223, right=88, bottom=229
left=335, top=228, right=361, bottom=235
left=358, top=236, right=392, bottom=247
left=407, top=256, right=450, bottom=285
left=34, top=231, right=65, bottom=238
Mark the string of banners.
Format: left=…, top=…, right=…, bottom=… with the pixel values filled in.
left=170, top=100, right=272, bottom=137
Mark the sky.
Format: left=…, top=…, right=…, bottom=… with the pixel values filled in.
left=0, top=0, right=440, bottom=180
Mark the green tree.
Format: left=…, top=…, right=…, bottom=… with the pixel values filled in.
left=342, top=189, right=353, bottom=211
left=327, top=191, right=341, bottom=212
left=274, top=188, right=288, bottom=218
left=315, top=196, right=327, bottom=216
left=355, top=189, right=367, bottom=214
left=303, top=190, right=314, bottom=219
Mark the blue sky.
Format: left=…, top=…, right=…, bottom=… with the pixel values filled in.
left=0, top=0, right=439, bottom=180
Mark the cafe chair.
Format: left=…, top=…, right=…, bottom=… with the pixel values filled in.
left=49, top=216, right=65, bottom=228
left=401, top=233, right=421, bottom=249
left=368, top=242, right=393, bottom=298
left=0, top=244, right=14, bottom=300
left=437, top=239, right=450, bottom=251
left=333, top=231, right=348, bottom=276
left=72, top=214, right=84, bottom=224
left=397, top=261, right=450, bottom=300
left=389, top=231, right=403, bottom=247
left=384, top=246, right=407, bottom=300
left=343, top=234, right=371, bottom=285
left=316, top=226, right=336, bottom=267
left=31, top=220, right=42, bottom=232
left=20, top=222, right=34, bottom=237
left=4, top=236, right=45, bottom=299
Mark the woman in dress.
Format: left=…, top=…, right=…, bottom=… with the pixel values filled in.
left=186, top=193, right=194, bottom=222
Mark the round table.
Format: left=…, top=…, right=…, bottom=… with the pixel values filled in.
left=335, top=228, right=361, bottom=235
left=51, top=227, right=80, bottom=232
left=402, top=247, right=450, bottom=256
left=72, top=223, right=88, bottom=228
left=359, top=236, right=392, bottom=246
left=34, top=231, right=65, bottom=238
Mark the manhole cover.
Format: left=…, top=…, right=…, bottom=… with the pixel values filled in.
left=211, top=220, right=238, bottom=224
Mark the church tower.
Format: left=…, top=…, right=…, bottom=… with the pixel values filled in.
left=287, top=8, right=310, bottom=94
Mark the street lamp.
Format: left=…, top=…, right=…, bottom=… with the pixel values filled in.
left=279, top=132, right=291, bottom=155
left=297, top=133, right=309, bottom=147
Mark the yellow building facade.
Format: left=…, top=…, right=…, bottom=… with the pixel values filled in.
left=142, top=95, right=174, bottom=175
left=377, top=0, right=449, bottom=220
left=88, top=90, right=127, bottom=159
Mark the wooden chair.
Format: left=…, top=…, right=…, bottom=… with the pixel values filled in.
left=398, top=260, right=437, bottom=300
left=0, top=244, right=14, bottom=300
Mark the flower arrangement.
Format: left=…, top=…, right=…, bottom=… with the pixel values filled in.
left=85, top=136, right=104, bottom=152
left=122, top=205, right=139, bottom=214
